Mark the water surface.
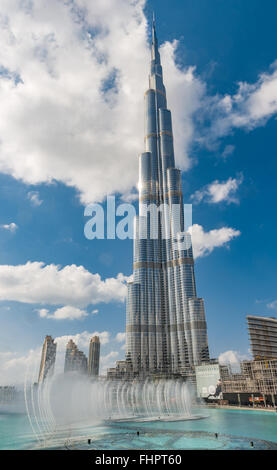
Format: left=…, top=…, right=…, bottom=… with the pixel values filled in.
left=1, top=408, right=277, bottom=450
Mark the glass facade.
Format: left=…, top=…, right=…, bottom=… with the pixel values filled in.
left=247, top=315, right=277, bottom=360
left=88, top=336, right=101, bottom=376
left=126, top=20, right=209, bottom=377
left=64, top=339, right=88, bottom=374
left=38, top=335, right=57, bottom=383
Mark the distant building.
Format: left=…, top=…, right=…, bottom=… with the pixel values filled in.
left=218, top=316, right=277, bottom=406
left=195, top=362, right=230, bottom=399
left=0, top=386, right=17, bottom=403
left=64, top=339, right=87, bottom=374
left=38, top=335, right=57, bottom=383
left=88, top=336, right=100, bottom=377
left=221, top=358, right=277, bottom=406
left=107, top=360, right=133, bottom=380
left=247, top=315, right=277, bottom=359
left=222, top=359, right=277, bottom=406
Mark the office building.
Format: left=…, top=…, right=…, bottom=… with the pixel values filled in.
left=64, top=339, right=88, bottom=374
left=38, top=335, right=57, bottom=383
left=247, top=315, right=277, bottom=359
left=88, top=336, right=100, bottom=377
left=125, top=18, right=209, bottom=378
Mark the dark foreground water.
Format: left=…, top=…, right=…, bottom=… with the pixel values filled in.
left=1, top=408, right=277, bottom=450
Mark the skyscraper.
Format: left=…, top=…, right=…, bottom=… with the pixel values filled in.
left=64, top=339, right=88, bottom=374
left=247, top=315, right=277, bottom=360
left=38, top=335, right=57, bottom=383
left=125, top=19, right=209, bottom=378
left=88, top=336, right=101, bottom=377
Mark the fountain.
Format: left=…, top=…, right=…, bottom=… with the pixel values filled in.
left=22, top=372, right=277, bottom=450
left=24, top=373, right=202, bottom=446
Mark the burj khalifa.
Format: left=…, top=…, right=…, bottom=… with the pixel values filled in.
left=125, top=19, right=209, bottom=378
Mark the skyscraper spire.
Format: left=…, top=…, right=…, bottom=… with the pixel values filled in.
left=125, top=20, right=209, bottom=379
left=151, top=12, right=160, bottom=65
left=152, top=11, right=156, bottom=41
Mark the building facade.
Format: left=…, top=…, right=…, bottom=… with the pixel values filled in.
left=64, top=339, right=88, bottom=374
left=221, top=359, right=277, bottom=406
left=0, top=386, right=18, bottom=403
left=247, top=315, right=277, bottom=360
left=107, top=360, right=132, bottom=380
left=125, top=19, right=209, bottom=378
left=38, top=335, right=57, bottom=383
left=88, top=336, right=100, bottom=377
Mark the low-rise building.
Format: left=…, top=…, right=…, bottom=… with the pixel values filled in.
left=221, top=359, right=277, bottom=406
left=0, top=386, right=17, bottom=403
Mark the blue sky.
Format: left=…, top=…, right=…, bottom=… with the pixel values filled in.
left=0, top=0, right=277, bottom=383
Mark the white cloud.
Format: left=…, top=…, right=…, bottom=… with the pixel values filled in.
left=0, top=330, right=111, bottom=384
left=0, top=349, right=41, bottom=386
left=205, top=61, right=277, bottom=143
left=0, top=0, right=276, bottom=205
left=159, top=42, right=205, bottom=170
left=55, top=330, right=110, bottom=350
left=218, top=350, right=250, bottom=366
left=37, top=308, right=49, bottom=318
left=116, top=332, right=127, bottom=351
left=92, top=309, right=99, bottom=315
left=27, top=190, right=43, bottom=206
left=0, top=222, right=18, bottom=233
left=101, top=351, right=119, bottom=364
left=0, top=0, right=205, bottom=204
left=37, top=305, right=88, bottom=320
left=221, top=144, right=235, bottom=159
left=191, top=174, right=243, bottom=205
left=120, top=190, right=139, bottom=203
left=115, top=332, right=126, bottom=343
left=100, top=350, right=120, bottom=375
left=267, top=300, right=277, bottom=311
left=0, top=261, right=129, bottom=307
left=52, top=305, right=88, bottom=321
left=189, top=224, right=241, bottom=259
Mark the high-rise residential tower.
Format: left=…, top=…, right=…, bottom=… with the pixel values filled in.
left=247, top=315, right=277, bottom=360
left=88, top=336, right=101, bottom=377
left=64, top=339, right=88, bottom=374
left=38, top=335, right=57, bottom=383
left=125, top=19, right=209, bottom=378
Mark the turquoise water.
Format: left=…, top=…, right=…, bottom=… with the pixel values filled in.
left=1, top=408, right=277, bottom=450
left=0, top=413, right=34, bottom=450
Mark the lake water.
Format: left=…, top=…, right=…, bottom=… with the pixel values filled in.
left=1, top=408, right=277, bottom=450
